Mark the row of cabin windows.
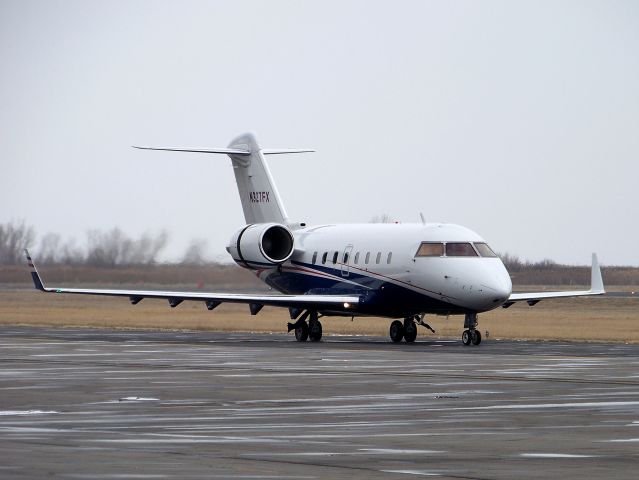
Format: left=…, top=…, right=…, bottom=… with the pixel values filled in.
left=308, top=242, right=496, bottom=265
left=311, top=250, right=392, bottom=266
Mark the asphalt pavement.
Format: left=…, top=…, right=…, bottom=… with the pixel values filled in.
left=1, top=326, right=638, bottom=479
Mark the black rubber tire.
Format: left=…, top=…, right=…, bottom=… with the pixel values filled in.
left=295, top=321, right=309, bottom=342
left=389, top=320, right=404, bottom=343
left=309, top=320, right=323, bottom=342
left=404, top=319, right=417, bottom=343
left=462, top=329, right=471, bottom=345
left=471, top=329, right=482, bottom=345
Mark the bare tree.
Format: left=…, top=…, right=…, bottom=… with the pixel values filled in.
left=500, top=252, right=558, bottom=272
left=370, top=214, right=394, bottom=223
left=39, top=232, right=62, bottom=264
left=182, top=239, right=209, bottom=265
left=118, top=229, right=169, bottom=265
left=499, top=252, right=525, bottom=272
left=0, top=220, right=36, bottom=265
left=86, top=228, right=123, bottom=267
left=146, top=229, right=169, bottom=264
left=59, top=237, right=84, bottom=264
left=85, top=228, right=169, bottom=266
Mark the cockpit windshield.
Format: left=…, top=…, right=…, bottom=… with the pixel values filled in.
left=474, top=243, right=498, bottom=257
left=445, top=243, right=477, bottom=257
left=415, top=241, right=499, bottom=258
left=415, top=242, right=444, bottom=257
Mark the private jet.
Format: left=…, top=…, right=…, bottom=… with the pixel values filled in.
left=26, top=133, right=605, bottom=345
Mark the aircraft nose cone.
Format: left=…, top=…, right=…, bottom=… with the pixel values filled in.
left=495, top=282, right=512, bottom=302
left=478, top=263, right=512, bottom=307
left=487, top=274, right=512, bottom=304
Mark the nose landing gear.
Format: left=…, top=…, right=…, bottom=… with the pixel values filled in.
left=462, top=313, right=481, bottom=346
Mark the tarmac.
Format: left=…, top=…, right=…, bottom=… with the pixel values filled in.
left=1, top=326, right=638, bottom=479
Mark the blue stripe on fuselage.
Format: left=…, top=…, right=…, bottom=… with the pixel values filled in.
left=254, top=260, right=469, bottom=317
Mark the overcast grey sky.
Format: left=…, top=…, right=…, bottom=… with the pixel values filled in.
left=2, top=0, right=638, bottom=265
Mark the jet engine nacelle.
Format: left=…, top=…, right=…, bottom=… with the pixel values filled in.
left=227, top=223, right=295, bottom=268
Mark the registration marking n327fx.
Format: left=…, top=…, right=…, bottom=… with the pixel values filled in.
left=249, top=191, right=270, bottom=203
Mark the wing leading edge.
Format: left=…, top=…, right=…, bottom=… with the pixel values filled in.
left=503, top=253, right=605, bottom=308
left=24, top=250, right=359, bottom=312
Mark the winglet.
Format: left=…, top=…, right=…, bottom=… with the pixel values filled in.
left=25, top=249, right=46, bottom=291
left=590, top=253, right=605, bottom=294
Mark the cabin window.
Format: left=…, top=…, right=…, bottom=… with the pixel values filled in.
left=387, top=252, right=392, bottom=264
left=312, top=252, right=317, bottom=264
left=354, top=252, right=360, bottom=264
left=446, top=242, right=478, bottom=257
left=332, top=251, right=338, bottom=264
left=376, top=252, right=381, bottom=264
left=322, top=252, right=327, bottom=264
left=474, top=243, right=498, bottom=258
left=365, top=252, right=370, bottom=264
left=415, top=242, right=444, bottom=257
left=343, top=252, right=349, bottom=264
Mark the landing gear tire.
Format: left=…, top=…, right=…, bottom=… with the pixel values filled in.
left=462, top=313, right=481, bottom=346
left=295, top=321, right=309, bottom=342
left=309, top=320, right=323, bottom=342
left=389, top=320, right=404, bottom=343
left=403, top=318, right=417, bottom=343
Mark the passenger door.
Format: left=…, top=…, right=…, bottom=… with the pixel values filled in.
left=341, top=245, right=353, bottom=277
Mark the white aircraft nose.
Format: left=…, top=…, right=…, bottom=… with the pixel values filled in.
left=484, top=269, right=512, bottom=305
left=492, top=279, right=512, bottom=302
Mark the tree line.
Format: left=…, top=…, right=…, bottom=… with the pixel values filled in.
left=0, top=220, right=209, bottom=266
left=0, top=219, right=626, bottom=272
left=498, top=252, right=558, bottom=272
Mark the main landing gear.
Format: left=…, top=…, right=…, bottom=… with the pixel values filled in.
left=462, top=312, right=481, bottom=346
left=389, top=315, right=436, bottom=343
left=288, top=310, right=322, bottom=342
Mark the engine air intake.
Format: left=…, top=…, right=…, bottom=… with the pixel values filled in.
left=228, top=223, right=295, bottom=268
left=261, top=225, right=294, bottom=262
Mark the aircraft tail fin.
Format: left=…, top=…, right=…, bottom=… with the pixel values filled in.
left=133, top=133, right=313, bottom=225
left=227, top=133, right=293, bottom=225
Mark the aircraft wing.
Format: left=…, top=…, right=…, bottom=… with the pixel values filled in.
left=25, top=250, right=359, bottom=312
left=503, top=253, right=605, bottom=308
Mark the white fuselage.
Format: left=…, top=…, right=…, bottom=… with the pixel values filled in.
left=244, top=222, right=513, bottom=318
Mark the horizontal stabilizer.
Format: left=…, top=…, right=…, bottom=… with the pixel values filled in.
left=261, top=149, right=315, bottom=155
left=133, top=146, right=251, bottom=155
left=133, top=133, right=314, bottom=224
left=133, top=147, right=315, bottom=156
